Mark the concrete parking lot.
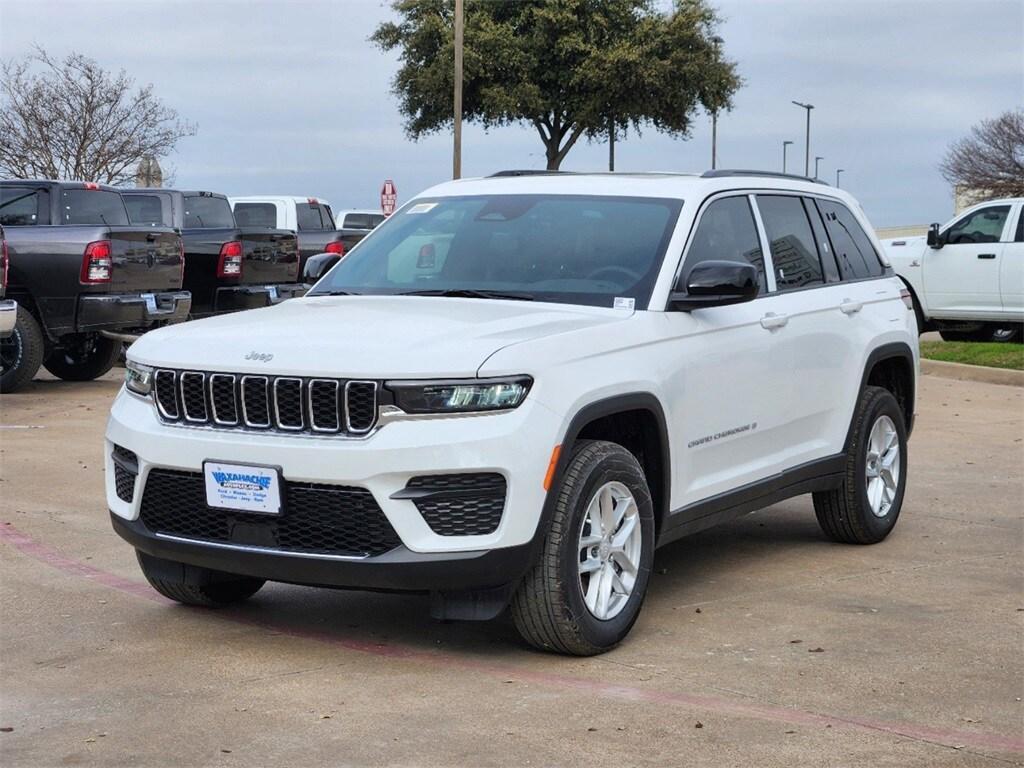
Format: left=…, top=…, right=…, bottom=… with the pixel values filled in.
left=1, top=372, right=1022, bottom=767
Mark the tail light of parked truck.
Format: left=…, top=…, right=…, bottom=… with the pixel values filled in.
left=1, top=236, right=8, bottom=291
left=217, top=240, right=243, bottom=278
left=325, top=241, right=345, bottom=256
left=80, top=240, right=113, bottom=284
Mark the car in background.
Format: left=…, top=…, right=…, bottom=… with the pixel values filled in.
left=123, top=189, right=304, bottom=319
left=229, top=196, right=346, bottom=272
left=0, top=180, right=188, bottom=393
left=881, top=197, right=1024, bottom=342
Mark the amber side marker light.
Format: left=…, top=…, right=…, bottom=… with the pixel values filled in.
left=543, top=445, right=562, bottom=491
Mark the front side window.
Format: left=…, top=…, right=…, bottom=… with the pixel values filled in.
left=60, top=189, right=129, bottom=225
left=946, top=205, right=1011, bottom=245
left=296, top=203, right=334, bottom=230
left=183, top=195, right=235, bottom=229
left=124, top=194, right=168, bottom=226
left=757, top=195, right=822, bottom=291
left=233, top=202, right=277, bottom=228
left=0, top=187, right=44, bottom=226
left=309, top=194, right=682, bottom=309
left=817, top=199, right=884, bottom=280
left=680, top=196, right=766, bottom=292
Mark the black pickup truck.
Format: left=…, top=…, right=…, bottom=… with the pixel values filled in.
left=122, top=189, right=304, bottom=318
left=0, top=181, right=189, bottom=393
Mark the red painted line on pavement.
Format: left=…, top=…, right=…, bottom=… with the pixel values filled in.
left=3, top=521, right=1022, bottom=755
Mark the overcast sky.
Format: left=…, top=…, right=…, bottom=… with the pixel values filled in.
left=1, top=0, right=1021, bottom=226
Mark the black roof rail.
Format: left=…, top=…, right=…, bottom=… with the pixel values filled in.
left=488, top=169, right=575, bottom=178
left=701, top=169, right=829, bottom=185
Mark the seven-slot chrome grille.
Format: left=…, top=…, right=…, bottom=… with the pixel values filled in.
left=152, top=369, right=378, bottom=435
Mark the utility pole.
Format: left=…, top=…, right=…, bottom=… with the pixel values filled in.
left=782, top=141, right=793, bottom=173
left=452, top=0, right=464, bottom=180
left=836, top=169, right=844, bottom=187
left=814, top=156, right=824, bottom=179
left=710, top=36, right=723, bottom=170
left=792, top=101, right=814, bottom=177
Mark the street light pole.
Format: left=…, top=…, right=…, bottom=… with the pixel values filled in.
left=710, top=36, right=723, bottom=170
left=792, top=101, right=814, bottom=177
left=782, top=141, right=793, bottom=173
left=452, top=0, right=464, bottom=180
left=836, top=169, right=844, bottom=187
left=814, top=156, right=824, bottom=179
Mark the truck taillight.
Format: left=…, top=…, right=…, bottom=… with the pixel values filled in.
left=80, top=240, right=113, bottom=284
left=179, top=239, right=186, bottom=283
left=217, top=240, right=243, bottom=278
left=325, top=241, right=345, bottom=256
left=1, top=238, right=8, bottom=290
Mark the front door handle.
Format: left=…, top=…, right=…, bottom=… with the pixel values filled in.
left=839, top=299, right=863, bottom=315
left=760, top=312, right=789, bottom=330
left=978, top=253, right=996, bottom=260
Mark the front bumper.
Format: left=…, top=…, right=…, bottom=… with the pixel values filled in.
left=0, top=299, right=16, bottom=338
left=213, top=283, right=306, bottom=313
left=105, top=387, right=560, bottom=591
left=78, top=291, right=191, bottom=333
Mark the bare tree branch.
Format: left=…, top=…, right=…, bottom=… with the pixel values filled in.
left=940, top=110, right=1024, bottom=200
left=0, top=47, right=196, bottom=185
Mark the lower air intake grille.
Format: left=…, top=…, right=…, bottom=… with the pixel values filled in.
left=406, top=473, right=507, bottom=536
left=139, top=469, right=401, bottom=557
left=112, top=445, right=138, bottom=503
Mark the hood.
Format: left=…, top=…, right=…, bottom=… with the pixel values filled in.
left=128, top=295, right=631, bottom=378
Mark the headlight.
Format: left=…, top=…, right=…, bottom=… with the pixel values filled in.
left=387, top=376, right=532, bottom=414
left=124, top=360, right=154, bottom=396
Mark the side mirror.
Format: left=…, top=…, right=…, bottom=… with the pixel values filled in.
left=669, top=260, right=759, bottom=311
left=926, top=223, right=942, bottom=249
left=303, top=252, right=341, bottom=284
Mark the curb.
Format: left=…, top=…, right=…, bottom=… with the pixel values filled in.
left=921, top=358, right=1024, bottom=387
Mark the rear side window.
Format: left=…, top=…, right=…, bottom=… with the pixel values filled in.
left=60, top=189, right=129, bottom=226
left=681, top=195, right=766, bottom=292
left=945, top=205, right=1011, bottom=244
left=816, top=199, right=884, bottom=280
left=756, top=195, right=823, bottom=291
left=124, top=194, right=168, bottom=226
left=233, top=202, right=277, bottom=228
left=1016, top=209, right=1023, bottom=242
left=343, top=212, right=385, bottom=229
left=296, top=203, right=334, bottom=230
left=0, top=187, right=46, bottom=226
left=184, top=195, right=235, bottom=228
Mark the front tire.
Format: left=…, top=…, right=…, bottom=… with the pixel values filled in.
left=43, top=334, right=121, bottom=381
left=0, top=306, right=45, bottom=393
left=137, top=551, right=265, bottom=607
left=813, top=386, right=907, bottom=544
left=511, top=440, right=655, bottom=656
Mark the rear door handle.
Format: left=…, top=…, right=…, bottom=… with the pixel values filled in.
left=978, top=253, right=996, bottom=260
left=760, top=312, right=789, bottom=330
left=839, top=299, right=863, bottom=315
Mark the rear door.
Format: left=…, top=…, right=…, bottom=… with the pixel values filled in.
left=1001, top=203, right=1024, bottom=315
left=925, top=203, right=1011, bottom=317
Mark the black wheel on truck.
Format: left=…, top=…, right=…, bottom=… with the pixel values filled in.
left=511, top=440, right=655, bottom=656
left=0, top=306, right=45, bottom=393
left=42, top=334, right=122, bottom=381
left=136, top=551, right=265, bottom=607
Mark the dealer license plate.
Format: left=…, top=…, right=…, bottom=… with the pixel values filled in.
left=203, top=461, right=282, bottom=515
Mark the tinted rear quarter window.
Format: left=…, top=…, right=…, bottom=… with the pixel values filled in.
left=124, top=194, right=168, bottom=226
left=757, top=195, right=823, bottom=290
left=234, top=203, right=277, bottom=228
left=0, top=187, right=47, bottom=226
left=61, top=190, right=129, bottom=225
left=681, top=195, right=766, bottom=292
left=816, top=199, right=884, bottom=280
left=184, top=196, right=235, bottom=229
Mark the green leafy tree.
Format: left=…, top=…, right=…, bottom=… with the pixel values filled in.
left=373, top=0, right=740, bottom=170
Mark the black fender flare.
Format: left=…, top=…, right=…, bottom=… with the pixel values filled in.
left=847, top=342, right=917, bottom=445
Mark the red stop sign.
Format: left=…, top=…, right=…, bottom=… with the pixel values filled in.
left=381, top=179, right=397, bottom=216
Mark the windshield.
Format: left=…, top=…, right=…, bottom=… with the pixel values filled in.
left=309, top=195, right=681, bottom=308
left=61, top=190, right=129, bottom=226
left=184, top=195, right=235, bottom=228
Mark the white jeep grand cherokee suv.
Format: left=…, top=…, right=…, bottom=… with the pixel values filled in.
left=106, top=170, right=918, bottom=655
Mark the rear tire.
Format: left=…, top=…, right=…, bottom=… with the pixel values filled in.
left=137, top=551, right=265, bottom=607
left=43, top=334, right=121, bottom=381
left=511, top=440, right=655, bottom=656
left=813, top=386, right=907, bottom=544
left=0, top=306, right=45, bottom=393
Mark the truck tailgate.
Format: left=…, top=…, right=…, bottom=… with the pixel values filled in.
left=239, top=228, right=300, bottom=285
left=108, top=227, right=183, bottom=292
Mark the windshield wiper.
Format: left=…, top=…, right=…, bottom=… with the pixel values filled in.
left=315, top=289, right=361, bottom=296
left=396, top=288, right=534, bottom=301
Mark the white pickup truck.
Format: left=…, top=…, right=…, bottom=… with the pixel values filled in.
left=881, top=197, right=1023, bottom=342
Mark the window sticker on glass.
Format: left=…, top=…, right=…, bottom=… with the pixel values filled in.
left=613, top=297, right=635, bottom=310
left=407, top=202, right=438, bottom=215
